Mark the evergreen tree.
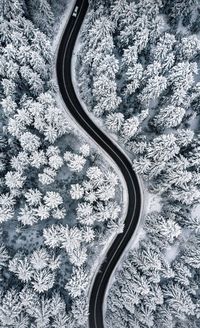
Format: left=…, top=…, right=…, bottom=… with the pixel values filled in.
left=26, top=0, right=54, bottom=36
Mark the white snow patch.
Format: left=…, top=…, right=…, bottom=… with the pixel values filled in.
left=191, top=202, right=200, bottom=219
left=181, top=228, right=192, bottom=242
left=189, top=114, right=199, bottom=131
left=145, top=191, right=162, bottom=214
left=177, top=19, right=188, bottom=35
left=129, top=227, right=146, bottom=250
left=165, top=244, right=179, bottom=263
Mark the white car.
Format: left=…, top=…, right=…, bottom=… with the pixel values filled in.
left=72, top=6, right=79, bottom=17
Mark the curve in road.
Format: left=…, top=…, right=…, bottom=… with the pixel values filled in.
left=56, top=0, right=142, bottom=327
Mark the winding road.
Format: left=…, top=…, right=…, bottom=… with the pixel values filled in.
left=56, top=0, right=141, bottom=327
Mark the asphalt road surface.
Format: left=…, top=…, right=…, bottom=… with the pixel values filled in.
left=56, top=0, right=141, bottom=327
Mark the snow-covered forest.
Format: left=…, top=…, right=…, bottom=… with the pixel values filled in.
left=76, top=0, right=200, bottom=326
left=0, top=0, right=123, bottom=326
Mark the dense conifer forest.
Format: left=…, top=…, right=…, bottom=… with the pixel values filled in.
left=76, top=0, right=200, bottom=326
left=0, top=0, right=123, bottom=326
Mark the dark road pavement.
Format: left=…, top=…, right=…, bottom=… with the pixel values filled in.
left=56, top=1, right=141, bottom=327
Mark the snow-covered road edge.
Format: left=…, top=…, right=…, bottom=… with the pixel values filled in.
left=52, top=0, right=75, bottom=55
